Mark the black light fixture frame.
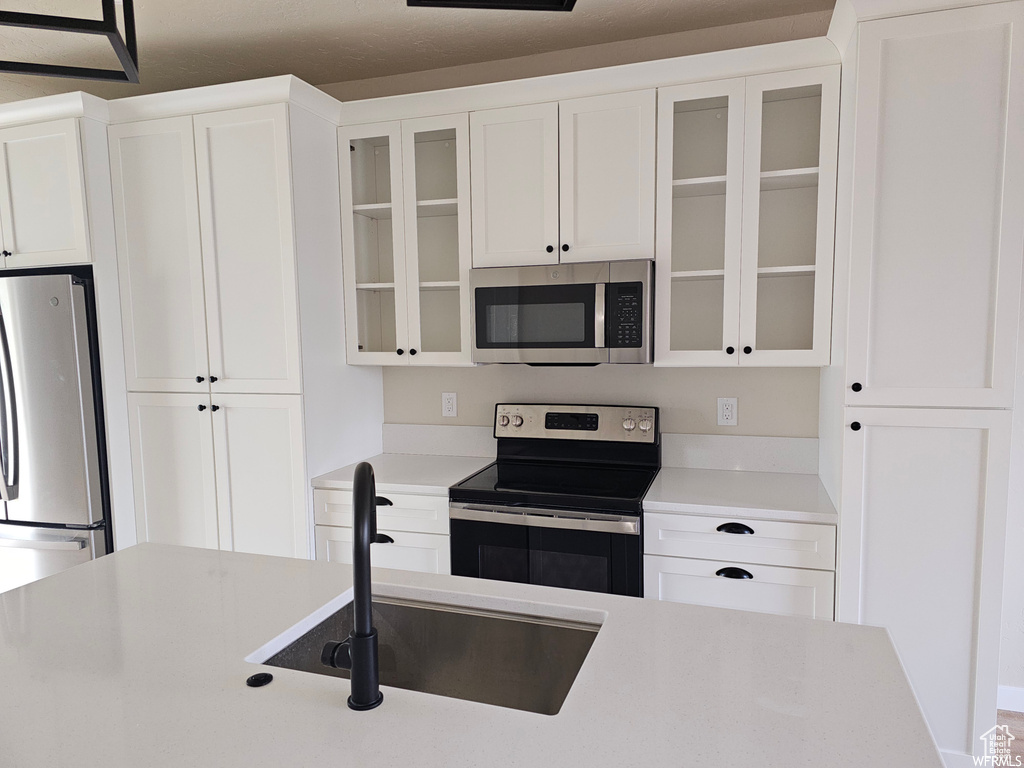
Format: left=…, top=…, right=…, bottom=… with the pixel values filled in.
left=407, top=0, right=576, bottom=10
left=0, top=0, right=138, bottom=83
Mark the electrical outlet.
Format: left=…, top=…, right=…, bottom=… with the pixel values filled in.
left=717, top=397, right=737, bottom=427
left=442, top=392, right=457, bottom=418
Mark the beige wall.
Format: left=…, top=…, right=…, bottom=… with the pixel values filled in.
left=383, top=366, right=820, bottom=437
left=319, top=11, right=832, bottom=102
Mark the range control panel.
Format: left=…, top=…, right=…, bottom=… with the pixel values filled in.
left=495, top=404, right=658, bottom=443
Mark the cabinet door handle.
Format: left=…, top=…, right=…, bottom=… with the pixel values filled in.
left=716, top=522, right=754, bottom=535
left=211, top=405, right=220, bottom=412
left=546, top=245, right=554, bottom=253
left=851, top=382, right=862, bottom=392
left=851, top=421, right=862, bottom=431
left=209, top=376, right=218, bottom=383
left=196, top=375, right=205, bottom=383
left=743, top=346, right=752, bottom=354
left=396, top=348, right=404, bottom=356
left=409, top=349, right=417, bottom=356
left=0, top=251, right=10, bottom=258
left=725, top=346, right=735, bottom=355
left=197, top=404, right=207, bottom=412
left=716, top=567, right=753, bottom=580
left=561, top=244, right=569, bottom=252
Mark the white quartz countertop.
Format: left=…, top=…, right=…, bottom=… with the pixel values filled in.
left=0, top=544, right=940, bottom=767
left=312, top=453, right=490, bottom=495
left=644, top=467, right=839, bottom=525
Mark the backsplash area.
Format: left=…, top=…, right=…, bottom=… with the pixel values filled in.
left=383, top=366, right=820, bottom=437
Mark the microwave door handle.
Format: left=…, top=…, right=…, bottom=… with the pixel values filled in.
left=594, top=283, right=606, bottom=349
left=0, top=311, right=17, bottom=502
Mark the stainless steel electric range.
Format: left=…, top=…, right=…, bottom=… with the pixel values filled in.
left=449, top=403, right=660, bottom=597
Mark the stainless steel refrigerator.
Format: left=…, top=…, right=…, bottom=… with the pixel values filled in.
left=0, top=270, right=111, bottom=594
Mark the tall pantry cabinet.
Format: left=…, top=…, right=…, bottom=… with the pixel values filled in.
left=834, top=3, right=1024, bottom=765
left=108, top=86, right=382, bottom=559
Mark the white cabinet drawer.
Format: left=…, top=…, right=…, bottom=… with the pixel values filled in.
left=313, top=489, right=449, bottom=534
left=644, top=554, right=835, bottom=620
left=315, top=525, right=450, bottom=575
left=644, top=512, right=835, bottom=571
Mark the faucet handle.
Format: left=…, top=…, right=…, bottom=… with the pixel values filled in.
left=375, top=496, right=393, bottom=507
left=373, top=533, right=395, bottom=544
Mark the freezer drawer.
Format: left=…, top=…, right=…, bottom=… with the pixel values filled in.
left=0, top=525, right=105, bottom=594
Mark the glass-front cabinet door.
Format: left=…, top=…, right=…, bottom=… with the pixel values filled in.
left=340, top=122, right=408, bottom=365
left=654, top=78, right=745, bottom=366
left=401, top=114, right=472, bottom=365
left=739, top=67, right=839, bottom=366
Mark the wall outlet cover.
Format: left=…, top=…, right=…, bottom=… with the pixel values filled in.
left=442, top=392, right=457, bottom=418
left=717, top=397, right=737, bottom=427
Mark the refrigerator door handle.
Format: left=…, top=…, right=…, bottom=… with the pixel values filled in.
left=0, top=310, right=18, bottom=502
left=0, top=532, right=87, bottom=551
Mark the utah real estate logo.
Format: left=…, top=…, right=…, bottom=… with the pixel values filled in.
left=976, top=724, right=1020, bottom=766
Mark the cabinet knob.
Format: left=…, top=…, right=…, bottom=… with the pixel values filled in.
left=716, top=567, right=753, bottom=580
left=743, top=346, right=752, bottom=354
left=409, top=349, right=417, bottom=356
left=561, top=244, right=569, bottom=252
left=1, top=251, right=10, bottom=258
left=716, top=522, right=754, bottom=535
left=396, top=348, right=405, bottom=356
left=725, top=346, right=735, bottom=355
left=851, top=382, right=863, bottom=392
left=197, top=404, right=207, bottom=412
left=211, top=405, right=220, bottom=412
left=546, top=245, right=554, bottom=253
left=851, top=421, right=862, bottom=431
left=209, top=375, right=218, bottom=383
left=196, top=375, right=205, bottom=383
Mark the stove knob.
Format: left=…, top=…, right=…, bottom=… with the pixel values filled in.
left=622, top=418, right=636, bottom=432
left=638, top=418, right=653, bottom=433
left=498, top=415, right=510, bottom=427
left=511, top=415, right=524, bottom=427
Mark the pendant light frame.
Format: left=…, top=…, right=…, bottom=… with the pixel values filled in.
left=0, top=0, right=138, bottom=83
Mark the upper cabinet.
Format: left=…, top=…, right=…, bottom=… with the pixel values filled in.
left=0, top=119, right=90, bottom=268
left=470, top=90, right=656, bottom=268
left=845, top=5, right=1024, bottom=408
left=655, top=66, right=839, bottom=367
left=340, top=113, right=472, bottom=366
left=109, top=105, right=302, bottom=394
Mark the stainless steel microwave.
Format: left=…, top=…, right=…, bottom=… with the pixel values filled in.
left=470, top=260, right=653, bottom=364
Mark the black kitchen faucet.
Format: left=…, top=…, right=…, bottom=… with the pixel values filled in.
left=320, top=462, right=394, bottom=710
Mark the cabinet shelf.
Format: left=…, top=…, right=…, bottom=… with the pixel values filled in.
left=352, top=202, right=392, bottom=220
left=756, top=265, right=816, bottom=278
left=672, top=176, right=727, bottom=198
left=759, top=168, right=819, bottom=191
left=416, top=199, right=459, bottom=217
left=670, top=269, right=726, bottom=282
left=419, top=281, right=460, bottom=291
left=355, top=282, right=396, bottom=291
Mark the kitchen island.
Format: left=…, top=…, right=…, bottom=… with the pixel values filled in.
left=0, top=544, right=941, bottom=767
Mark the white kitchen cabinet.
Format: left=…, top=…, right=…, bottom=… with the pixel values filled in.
left=194, top=105, right=302, bottom=394
left=340, top=114, right=472, bottom=365
left=127, top=392, right=307, bottom=559
left=654, top=67, right=838, bottom=367
left=845, top=5, right=1024, bottom=409
left=108, top=117, right=210, bottom=394
left=0, top=119, right=90, bottom=268
left=211, top=394, right=307, bottom=559
left=126, top=392, right=219, bottom=550
left=644, top=554, right=834, bottom=620
left=315, top=526, right=451, bottom=575
left=110, top=105, right=302, bottom=394
left=470, top=91, right=655, bottom=268
left=313, top=488, right=448, bottom=534
left=838, top=407, right=1010, bottom=761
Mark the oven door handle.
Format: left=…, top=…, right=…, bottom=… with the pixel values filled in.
left=594, top=283, right=606, bottom=349
left=449, top=502, right=639, bottom=535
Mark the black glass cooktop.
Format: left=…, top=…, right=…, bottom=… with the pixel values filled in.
left=449, top=461, right=658, bottom=514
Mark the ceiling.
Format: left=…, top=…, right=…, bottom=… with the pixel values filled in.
left=0, top=0, right=835, bottom=104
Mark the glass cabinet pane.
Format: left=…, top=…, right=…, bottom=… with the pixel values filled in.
left=410, top=127, right=463, bottom=356
left=753, top=84, right=822, bottom=352
left=348, top=134, right=400, bottom=354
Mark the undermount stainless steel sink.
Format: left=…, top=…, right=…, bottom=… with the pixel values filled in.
left=263, top=597, right=600, bottom=715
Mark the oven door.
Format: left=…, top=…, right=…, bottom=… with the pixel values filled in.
left=449, top=505, right=642, bottom=597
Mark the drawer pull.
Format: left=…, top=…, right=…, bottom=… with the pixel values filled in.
left=716, top=522, right=754, bottom=535
left=716, top=567, right=753, bottom=580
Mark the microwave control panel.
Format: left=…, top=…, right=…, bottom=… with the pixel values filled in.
left=607, top=282, right=643, bottom=348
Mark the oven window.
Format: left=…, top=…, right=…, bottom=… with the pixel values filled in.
left=475, top=284, right=596, bottom=348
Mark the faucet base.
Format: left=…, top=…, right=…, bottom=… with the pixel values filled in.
left=347, top=692, right=383, bottom=711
